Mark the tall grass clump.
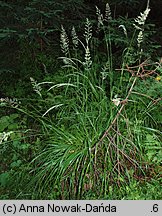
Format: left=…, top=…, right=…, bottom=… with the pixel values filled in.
left=15, top=0, right=161, bottom=199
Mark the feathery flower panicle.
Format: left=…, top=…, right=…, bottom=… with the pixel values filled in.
left=30, top=77, right=42, bottom=97
left=104, top=3, right=112, bottom=22
left=0, top=131, right=14, bottom=144
left=83, top=19, right=92, bottom=70
left=133, top=1, right=150, bottom=48
left=95, top=6, right=104, bottom=30
left=84, top=46, right=92, bottom=70
left=71, top=26, right=79, bottom=49
left=101, top=61, right=110, bottom=80
left=84, top=18, right=92, bottom=46
left=134, top=7, right=150, bottom=26
left=137, top=31, right=143, bottom=47
left=134, top=2, right=150, bottom=31
left=0, top=97, right=20, bottom=108
left=60, top=25, right=69, bottom=56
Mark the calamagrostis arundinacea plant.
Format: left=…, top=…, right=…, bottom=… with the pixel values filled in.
left=71, top=26, right=79, bottom=50
left=133, top=0, right=150, bottom=48
left=60, top=25, right=69, bottom=56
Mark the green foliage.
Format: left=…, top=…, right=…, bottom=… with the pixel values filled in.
left=144, top=133, right=162, bottom=164
left=0, top=114, right=19, bottom=132
left=0, top=112, right=40, bottom=199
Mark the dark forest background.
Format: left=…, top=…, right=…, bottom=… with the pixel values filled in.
left=1, top=0, right=162, bottom=97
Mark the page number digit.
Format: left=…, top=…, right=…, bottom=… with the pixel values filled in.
left=152, top=204, right=158, bottom=212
